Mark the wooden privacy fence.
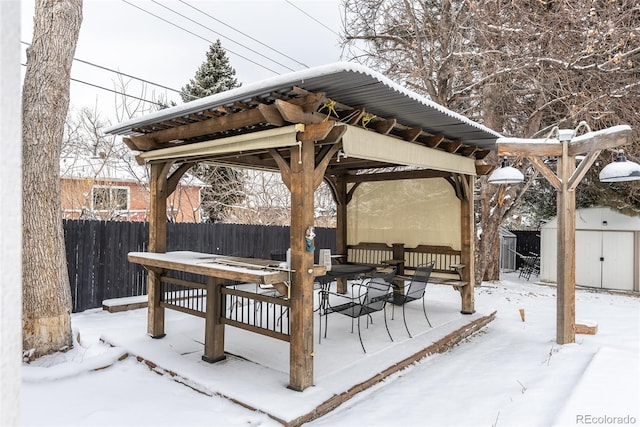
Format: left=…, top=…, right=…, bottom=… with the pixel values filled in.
left=63, top=220, right=336, bottom=313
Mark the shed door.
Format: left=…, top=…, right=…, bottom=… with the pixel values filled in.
left=575, top=230, right=635, bottom=290
left=575, top=231, right=602, bottom=288
left=602, top=231, right=634, bottom=291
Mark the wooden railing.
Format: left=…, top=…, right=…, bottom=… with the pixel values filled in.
left=160, top=276, right=290, bottom=341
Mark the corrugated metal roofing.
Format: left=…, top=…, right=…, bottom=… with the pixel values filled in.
left=104, top=62, right=501, bottom=150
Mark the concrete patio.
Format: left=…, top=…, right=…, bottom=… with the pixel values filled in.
left=99, top=283, right=494, bottom=426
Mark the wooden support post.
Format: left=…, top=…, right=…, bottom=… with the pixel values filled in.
left=392, top=243, right=405, bottom=276
left=460, top=175, right=476, bottom=314
left=202, top=277, right=226, bottom=363
left=288, top=140, right=316, bottom=391
left=556, top=141, right=576, bottom=344
left=147, top=162, right=169, bottom=338
left=391, top=243, right=406, bottom=297
left=335, top=176, right=348, bottom=294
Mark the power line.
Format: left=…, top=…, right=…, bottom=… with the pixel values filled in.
left=121, top=0, right=281, bottom=75
left=151, top=0, right=297, bottom=72
left=179, top=0, right=310, bottom=69
left=21, top=63, right=167, bottom=107
left=20, top=41, right=183, bottom=96
left=284, top=0, right=341, bottom=38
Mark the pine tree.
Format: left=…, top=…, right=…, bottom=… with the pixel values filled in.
left=181, top=40, right=244, bottom=223
left=181, top=40, right=240, bottom=102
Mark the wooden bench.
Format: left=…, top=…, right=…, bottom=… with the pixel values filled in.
left=102, top=295, right=148, bottom=313
left=345, top=242, right=469, bottom=290
left=346, top=242, right=396, bottom=268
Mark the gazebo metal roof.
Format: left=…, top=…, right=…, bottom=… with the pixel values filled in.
left=105, top=62, right=501, bottom=151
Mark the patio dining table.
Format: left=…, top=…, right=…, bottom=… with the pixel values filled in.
left=316, top=263, right=377, bottom=286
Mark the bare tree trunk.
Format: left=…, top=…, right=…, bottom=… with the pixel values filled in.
left=22, top=0, right=82, bottom=358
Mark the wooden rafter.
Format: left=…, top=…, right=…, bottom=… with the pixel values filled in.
left=399, top=127, right=422, bottom=142
left=439, top=140, right=462, bottom=154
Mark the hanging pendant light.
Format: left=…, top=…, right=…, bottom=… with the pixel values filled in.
left=599, top=149, right=640, bottom=183
left=487, top=156, right=524, bottom=184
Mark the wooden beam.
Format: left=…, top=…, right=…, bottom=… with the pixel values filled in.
left=527, top=156, right=562, bottom=190
left=130, top=108, right=269, bottom=150
left=288, top=139, right=316, bottom=391
left=314, top=144, right=343, bottom=188
left=202, top=277, right=226, bottom=363
left=147, top=162, right=169, bottom=338
left=460, top=174, right=476, bottom=314
left=344, top=169, right=452, bottom=183
left=335, top=176, right=348, bottom=294
left=123, top=137, right=140, bottom=151
left=275, top=99, right=325, bottom=124
left=346, top=182, right=360, bottom=204
left=296, top=90, right=326, bottom=112
left=498, top=141, right=563, bottom=157
left=318, top=123, right=347, bottom=144
left=444, top=176, right=463, bottom=200
left=268, top=148, right=292, bottom=190
left=556, top=140, right=576, bottom=344
left=257, top=103, right=285, bottom=126
left=568, top=150, right=600, bottom=191
left=298, top=121, right=335, bottom=142
left=166, top=162, right=193, bottom=195
left=567, top=126, right=631, bottom=156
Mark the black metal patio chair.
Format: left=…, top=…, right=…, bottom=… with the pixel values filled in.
left=319, top=277, right=393, bottom=353
left=389, top=262, right=435, bottom=337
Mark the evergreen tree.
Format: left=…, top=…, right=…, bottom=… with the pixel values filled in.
left=181, top=40, right=244, bottom=222
left=181, top=40, right=240, bottom=102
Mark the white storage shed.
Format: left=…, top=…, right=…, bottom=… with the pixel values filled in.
left=540, top=207, right=640, bottom=291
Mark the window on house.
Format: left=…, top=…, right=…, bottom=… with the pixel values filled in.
left=92, top=186, right=129, bottom=211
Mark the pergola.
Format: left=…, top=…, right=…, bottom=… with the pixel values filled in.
left=105, top=63, right=501, bottom=391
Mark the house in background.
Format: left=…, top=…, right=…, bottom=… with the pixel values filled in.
left=60, top=156, right=204, bottom=222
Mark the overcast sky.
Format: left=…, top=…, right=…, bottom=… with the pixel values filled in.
left=20, top=0, right=345, bottom=122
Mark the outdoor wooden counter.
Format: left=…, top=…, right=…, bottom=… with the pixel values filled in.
left=128, top=251, right=326, bottom=364
left=128, top=251, right=292, bottom=285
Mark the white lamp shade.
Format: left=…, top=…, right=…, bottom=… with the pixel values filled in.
left=488, top=165, right=524, bottom=184
left=599, top=151, right=640, bottom=183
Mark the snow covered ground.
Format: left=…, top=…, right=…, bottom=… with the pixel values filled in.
left=21, top=273, right=639, bottom=426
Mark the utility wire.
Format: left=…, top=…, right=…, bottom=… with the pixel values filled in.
left=20, top=41, right=183, bottom=96
left=284, top=0, right=341, bottom=37
left=20, top=63, right=167, bottom=107
left=179, top=0, right=310, bottom=69
left=152, top=0, right=296, bottom=72
left=122, top=0, right=281, bottom=75
left=284, top=0, right=368, bottom=58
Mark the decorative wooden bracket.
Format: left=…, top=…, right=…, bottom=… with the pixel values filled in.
left=268, top=148, right=292, bottom=190
left=166, top=162, right=194, bottom=195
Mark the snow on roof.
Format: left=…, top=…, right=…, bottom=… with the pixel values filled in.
left=104, top=62, right=501, bottom=150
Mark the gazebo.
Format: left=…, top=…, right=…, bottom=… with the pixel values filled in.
left=105, top=62, right=501, bottom=391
